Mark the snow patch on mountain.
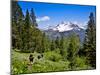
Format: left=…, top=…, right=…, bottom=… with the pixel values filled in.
left=47, top=21, right=85, bottom=32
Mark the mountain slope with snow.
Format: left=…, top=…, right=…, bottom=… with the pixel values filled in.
left=48, top=21, right=85, bottom=32
left=44, top=21, right=86, bottom=43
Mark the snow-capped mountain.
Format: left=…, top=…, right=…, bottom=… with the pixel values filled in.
left=48, top=21, right=85, bottom=32
left=44, top=21, right=86, bottom=43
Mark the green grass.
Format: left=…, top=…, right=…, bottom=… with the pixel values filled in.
left=11, top=49, right=90, bottom=74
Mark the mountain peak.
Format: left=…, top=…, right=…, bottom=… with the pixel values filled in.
left=44, top=21, right=86, bottom=43
left=48, top=21, right=85, bottom=32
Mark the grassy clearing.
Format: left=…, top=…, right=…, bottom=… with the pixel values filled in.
left=11, top=49, right=91, bottom=74
left=11, top=49, right=70, bottom=74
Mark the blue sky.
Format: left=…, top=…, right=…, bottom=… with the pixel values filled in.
left=18, top=1, right=96, bottom=29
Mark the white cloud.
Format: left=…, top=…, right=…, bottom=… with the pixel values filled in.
left=36, top=16, right=50, bottom=22
left=73, top=21, right=79, bottom=25
left=72, top=21, right=86, bottom=29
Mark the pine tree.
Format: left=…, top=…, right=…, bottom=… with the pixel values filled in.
left=83, top=12, right=96, bottom=68
left=59, top=36, right=66, bottom=56
left=30, top=8, right=38, bottom=27
left=55, top=36, right=60, bottom=48
left=51, top=40, right=56, bottom=51
left=59, top=36, right=64, bottom=54
left=67, top=33, right=80, bottom=70
left=41, top=32, right=50, bottom=52
left=12, top=1, right=24, bottom=49
left=23, top=9, right=31, bottom=51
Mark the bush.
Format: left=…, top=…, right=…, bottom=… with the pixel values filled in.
left=54, top=48, right=61, bottom=54
left=11, top=59, right=28, bottom=74
left=44, top=51, right=62, bottom=62
left=74, top=56, right=90, bottom=70
left=32, top=60, right=70, bottom=72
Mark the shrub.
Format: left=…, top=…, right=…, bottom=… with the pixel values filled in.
left=11, top=59, right=28, bottom=74
left=54, top=48, right=61, bottom=54
left=44, top=51, right=62, bottom=62
left=74, top=56, right=90, bottom=70
left=32, top=60, right=70, bottom=72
